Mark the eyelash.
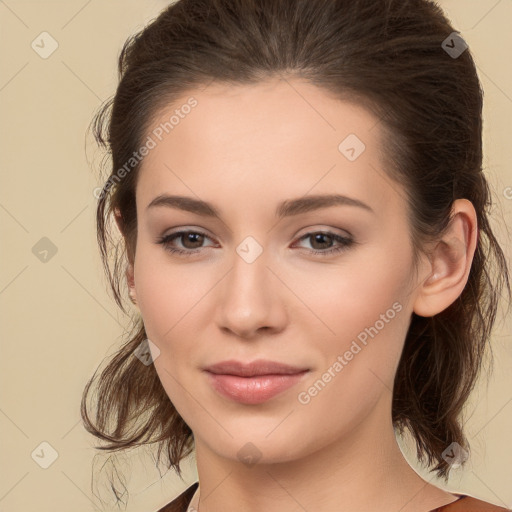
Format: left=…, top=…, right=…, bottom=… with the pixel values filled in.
left=156, top=229, right=355, bottom=258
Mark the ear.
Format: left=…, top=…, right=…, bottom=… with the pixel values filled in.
left=114, top=207, right=124, bottom=236
left=114, top=207, right=137, bottom=305
left=126, top=262, right=137, bottom=305
left=413, top=199, right=478, bottom=317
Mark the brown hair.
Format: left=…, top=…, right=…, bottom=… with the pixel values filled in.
left=81, top=0, right=511, bottom=499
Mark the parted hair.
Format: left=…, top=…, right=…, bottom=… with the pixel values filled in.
left=81, top=0, right=511, bottom=495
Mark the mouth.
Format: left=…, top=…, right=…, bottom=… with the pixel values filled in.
left=203, top=359, right=310, bottom=404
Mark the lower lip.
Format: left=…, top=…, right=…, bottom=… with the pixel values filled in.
left=204, top=371, right=309, bottom=404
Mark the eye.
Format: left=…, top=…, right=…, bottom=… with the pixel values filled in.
left=292, top=231, right=354, bottom=256
left=156, top=229, right=216, bottom=257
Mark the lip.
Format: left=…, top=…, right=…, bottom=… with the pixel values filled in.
left=203, top=359, right=309, bottom=377
left=203, top=359, right=310, bottom=404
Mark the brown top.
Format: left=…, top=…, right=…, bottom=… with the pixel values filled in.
left=156, top=482, right=198, bottom=512
left=155, top=482, right=511, bottom=512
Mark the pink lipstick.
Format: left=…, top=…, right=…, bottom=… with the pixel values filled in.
left=203, top=359, right=310, bottom=404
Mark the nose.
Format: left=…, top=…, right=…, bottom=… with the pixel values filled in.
left=215, top=248, right=288, bottom=340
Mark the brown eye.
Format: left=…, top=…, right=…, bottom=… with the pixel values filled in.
left=179, top=232, right=205, bottom=249
left=157, top=230, right=215, bottom=256
left=309, top=232, right=335, bottom=250
left=294, top=231, right=354, bottom=256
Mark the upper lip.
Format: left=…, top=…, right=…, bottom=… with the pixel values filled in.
left=203, top=359, right=309, bottom=377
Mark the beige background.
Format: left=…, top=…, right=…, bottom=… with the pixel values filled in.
left=0, top=1, right=511, bottom=511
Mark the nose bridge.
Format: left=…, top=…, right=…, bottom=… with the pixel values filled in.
left=228, top=238, right=273, bottom=309
left=216, top=236, right=284, bottom=336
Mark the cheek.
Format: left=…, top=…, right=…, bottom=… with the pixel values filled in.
left=133, top=247, right=204, bottom=413
left=291, top=260, right=411, bottom=434
left=292, top=246, right=411, bottom=339
left=293, top=246, right=413, bottom=403
left=134, top=240, right=206, bottom=323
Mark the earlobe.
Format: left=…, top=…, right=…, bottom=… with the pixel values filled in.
left=413, top=199, right=478, bottom=318
left=126, top=263, right=137, bottom=305
left=114, top=207, right=124, bottom=236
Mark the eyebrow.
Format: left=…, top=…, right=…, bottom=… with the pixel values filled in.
left=146, top=193, right=374, bottom=218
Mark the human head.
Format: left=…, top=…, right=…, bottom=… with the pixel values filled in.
left=82, top=0, right=510, bottom=487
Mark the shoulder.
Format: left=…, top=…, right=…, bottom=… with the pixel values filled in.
left=155, top=481, right=199, bottom=512
left=437, top=495, right=511, bottom=511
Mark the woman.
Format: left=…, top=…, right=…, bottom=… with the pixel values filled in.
left=81, top=0, right=511, bottom=511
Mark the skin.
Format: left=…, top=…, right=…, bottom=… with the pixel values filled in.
left=122, top=77, right=478, bottom=512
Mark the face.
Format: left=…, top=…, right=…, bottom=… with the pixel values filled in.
left=131, top=78, right=424, bottom=464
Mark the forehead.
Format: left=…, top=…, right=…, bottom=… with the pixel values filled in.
left=136, top=78, right=405, bottom=219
